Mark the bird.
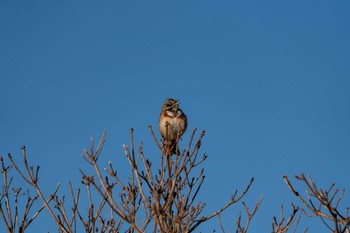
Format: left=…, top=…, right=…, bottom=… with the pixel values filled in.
left=159, top=98, right=188, bottom=155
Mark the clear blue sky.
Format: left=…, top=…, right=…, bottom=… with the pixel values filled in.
left=1, top=1, right=349, bottom=232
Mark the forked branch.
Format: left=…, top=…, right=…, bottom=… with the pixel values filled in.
left=283, top=174, right=350, bottom=233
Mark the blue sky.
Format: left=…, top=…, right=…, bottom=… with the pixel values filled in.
left=1, top=1, right=350, bottom=232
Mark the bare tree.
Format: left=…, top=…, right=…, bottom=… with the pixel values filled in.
left=1, top=128, right=256, bottom=232
left=79, top=127, right=255, bottom=232
left=3, top=145, right=124, bottom=233
left=284, top=174, right=350, bottom=233
left=3, top=127, right=350, bottom=232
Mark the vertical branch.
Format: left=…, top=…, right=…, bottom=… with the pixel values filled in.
left=0, top=156, right=14, bottom=233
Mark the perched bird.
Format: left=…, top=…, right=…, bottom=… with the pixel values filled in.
left=159, top=98, right=188, bottom=155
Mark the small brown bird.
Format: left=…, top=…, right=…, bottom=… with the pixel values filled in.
left=159, top=98, right=188, bottom=155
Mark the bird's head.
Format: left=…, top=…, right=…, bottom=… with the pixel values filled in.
left=162, top=98, right=179, bottom=111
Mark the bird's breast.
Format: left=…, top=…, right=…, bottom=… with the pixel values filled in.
left=159, top=115, right=186, bottom=141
